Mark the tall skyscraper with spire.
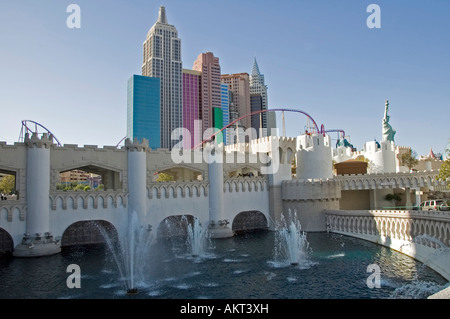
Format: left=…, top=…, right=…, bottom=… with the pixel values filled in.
left=142, top=6, right=183, bottom=149
left=249, top=58, right=268, bottom=137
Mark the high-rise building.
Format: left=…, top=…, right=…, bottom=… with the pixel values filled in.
left=182, top=69, right=201, bottom=149
left=142, top=6, right=182, bottom=149
left=127, top=74, right=161, bottom=149
left=250, top=94, right=263, bottom=138
left=249, top=58, right=269, bottom=137
left=192, top=52, right=222, bottom=136
left=220, top=73, right=251, bottom=140
left=212, top=107, right=224, bottom=145
left=220, top=83, right=230, bottom=145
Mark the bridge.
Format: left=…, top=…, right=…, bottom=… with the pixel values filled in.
left=0, top=133, right=288, bottom=257
left=325, top=209, right=450, bottom=281
left=0, top=128, right=448, bottom=283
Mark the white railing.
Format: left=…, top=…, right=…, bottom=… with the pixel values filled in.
left=325, top=210, right=450, bottom=248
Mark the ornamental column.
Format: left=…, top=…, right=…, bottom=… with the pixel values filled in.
left=126, top=138, right=148, bottom=225
left=207, top=144, right=233, bottom=238
left=14, top=133, right=61, bottom=257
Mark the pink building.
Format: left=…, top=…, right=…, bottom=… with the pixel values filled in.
left=182, top=69, right=201, bottom=149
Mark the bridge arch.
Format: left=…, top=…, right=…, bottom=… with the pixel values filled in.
left=232, top=210, right=268, bottom=234
left=153, top=165, right=204, bottom=182
left=156, top=214, right=197, bottom=239
left=0, top=168, right=18, bottom=199
left=61, top=220, right=118, bottom=247
left=57, top=164, right=122, bottom=191
left=0, top=227, right=14, bottom=255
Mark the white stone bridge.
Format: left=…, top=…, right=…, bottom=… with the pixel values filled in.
left=0, top=129, right=447, bottom=282
left=0, top=134, right=296, bottom=256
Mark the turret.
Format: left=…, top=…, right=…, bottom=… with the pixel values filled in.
left=207, top=144, right=233, bottom=238
left=126, top=138, right=148, bottom=225
left=13, top=133, right=61, bottom=257
left=296, top=133, right=333, bottom=180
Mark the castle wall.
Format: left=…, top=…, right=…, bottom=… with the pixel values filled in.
left=282, top=178, right=341, bottom=231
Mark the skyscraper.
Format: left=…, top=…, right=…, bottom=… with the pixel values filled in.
left=127, top=74, right=161, bottom=149
left=182, top=69, right=201, bottom=149
left=249, top=58, right=268, bottom=137
left=192, top=52, right=222, bottom=136
left=250, top=94, right=263, bottom=138
left=212, top=107, right=224, bottom=145
left=142, top=6, right=182, bottom=149
left=220, top=73, right=252, bottom=141
left=220, top=82, right=230, bottom=145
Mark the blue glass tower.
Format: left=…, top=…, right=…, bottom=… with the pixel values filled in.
left=127, top=74, right=161, bottom=149
left=220, top=82, right=230, bottom=144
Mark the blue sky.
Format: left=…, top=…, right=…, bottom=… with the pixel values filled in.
left=0, top=0, right=449, bottom=156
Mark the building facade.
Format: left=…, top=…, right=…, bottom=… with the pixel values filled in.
left=249, top=58, right=268, bottom=137
left=142, top=6, right=183, bottom=149
left=182, top=69, right=201, bottom=149
left=220, top=73, right=252, bottom=141
left=250, top=94, right=263, bottom=138
left=192, top=52, right=222, bottom=137
left=212, top=107, right=224, bottom=145
left=220, top=82, right=230, bottom=145
left=127, top=74, right=161, bottom=149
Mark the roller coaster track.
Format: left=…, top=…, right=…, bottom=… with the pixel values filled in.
left=193, top=108, right=345, bottom=149
left=18, top=120, right=62, bottom=147
left=116, top=108, right=347, bottom=149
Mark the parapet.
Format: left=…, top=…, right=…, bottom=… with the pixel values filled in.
left=281, top=178, right=341, bottom=201
left=24, top=132, right=53, bottom=149
left=125, top=138, right=149, bottom=152
left=297, top=133, right=331, bottom=151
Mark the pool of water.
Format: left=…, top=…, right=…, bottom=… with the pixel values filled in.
left=0, top=231, right=447, bottom=299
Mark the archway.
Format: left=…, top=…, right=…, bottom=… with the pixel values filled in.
left=61, top=220, right=118, bottom=247
left=0, top=170, right=18, bottom=200
left=157, top=214, right=196, bottom=238
left=0, top=228, right=13, bottom=255
left=58, top=164, right=121, bottom=191
left=232, top=211, right=268, bottom=233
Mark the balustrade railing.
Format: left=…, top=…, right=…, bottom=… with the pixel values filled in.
left=325, top=210, right=450, bottom=249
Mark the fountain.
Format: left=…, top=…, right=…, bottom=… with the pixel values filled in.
left=184, top=216, right=208, bottom=257
left=96, top=210, right=154, bottom=295
left=273, top=210, right=311, bottom=267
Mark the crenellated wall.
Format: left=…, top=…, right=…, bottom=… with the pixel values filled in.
left=1, top=133, right=447, bottom=258
left=281, top=178, right=341, bottom=232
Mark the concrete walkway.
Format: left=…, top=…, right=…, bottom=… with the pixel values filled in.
left=428, top=284, right=450, bottom=299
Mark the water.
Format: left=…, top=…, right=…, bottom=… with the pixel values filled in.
left=272, top=211, right=314, bottom=268
left=184, top=216, right=209, bottom=258
left=0, top=231, right=447, bottom=299
left=95, top=211, right=154, bottom=293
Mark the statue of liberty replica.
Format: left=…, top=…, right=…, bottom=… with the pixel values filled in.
left=382, top=100, right=396, bottom=142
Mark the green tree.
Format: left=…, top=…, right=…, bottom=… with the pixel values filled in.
left=73, top=184, right=86, bottom=191
left=0, top=174, right=15, bottom=194
left=400, top=149, right=419, bottom=171
left=437, top=159, right=450, bottom=186
left=156, top=172, right=174, bottom=182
